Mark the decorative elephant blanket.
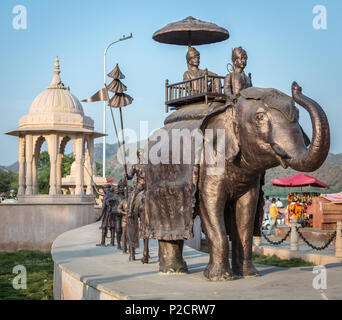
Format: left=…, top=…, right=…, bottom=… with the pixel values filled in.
left=143, top=101, right=225, bottom=240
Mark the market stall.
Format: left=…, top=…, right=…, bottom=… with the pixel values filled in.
left=271, top=173, right=330, bottom=227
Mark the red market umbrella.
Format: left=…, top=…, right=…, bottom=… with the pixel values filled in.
left=272, top=173, right=330, bottom=189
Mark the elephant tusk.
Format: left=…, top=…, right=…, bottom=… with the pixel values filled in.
left=276, top=154, right=288, bottom=169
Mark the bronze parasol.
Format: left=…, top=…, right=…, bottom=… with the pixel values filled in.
left=108, top=92, right=133, bottom=108
left=152, top=16, right=229, bottom=46
left=106, top=79, right=127, bottom=94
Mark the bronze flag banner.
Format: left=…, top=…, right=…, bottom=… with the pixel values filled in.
left=81, top=88, right=109, bottom=102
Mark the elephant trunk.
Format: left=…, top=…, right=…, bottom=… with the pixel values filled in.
left=287, top=82, right=330, bottom=172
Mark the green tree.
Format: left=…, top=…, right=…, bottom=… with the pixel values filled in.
left=37, top=152, right=76, bottom=194
left=95, top=161, right=102, bottom=176
left=0, top=171, right=18, bottom=195
left=38, top=151, right=50, bottom=194
left=62, top=154, right=75, bottom=177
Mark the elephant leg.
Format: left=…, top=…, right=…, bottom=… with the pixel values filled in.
left=178, top=241, right=188, bottom=270
left=234, top=183, right=260, bottom=278
left=158, top=240, right=187, bottom=274
left=199, top=179, right=232, bottom=281
left=141, top=239, right=149, bottom=264
left=228, top=202, right=242, bottom=276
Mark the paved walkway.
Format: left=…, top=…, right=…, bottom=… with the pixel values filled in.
left=52, top=222, right=342, bottom=300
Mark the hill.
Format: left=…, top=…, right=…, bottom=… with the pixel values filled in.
left=97, top=143, right=342, bottom=195
left=2, top=143, right=342, bottom=195
left=0, top=162, right=19, bottom=174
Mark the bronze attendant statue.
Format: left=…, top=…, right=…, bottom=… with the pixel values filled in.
left=95, top=184, right=116, bottom=247
left=224, top=46, right=252, bottom=102
left=126, top=149, right=146, bottom=217
left=117, top=195, right=129, bottom=254
left=183, top=46, right=220, bottom=93
left=110, top=183, right=125, bottom=249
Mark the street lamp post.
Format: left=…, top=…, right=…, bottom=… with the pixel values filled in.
left=102, top=33, right=133, bottom=177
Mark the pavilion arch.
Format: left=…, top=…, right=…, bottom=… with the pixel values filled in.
left=57, top=135, right=72, bottom=195
left=33, top=135, right=49, bottom=195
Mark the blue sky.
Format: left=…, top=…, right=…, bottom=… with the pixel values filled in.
left=0, top=0, right=341, bottom=165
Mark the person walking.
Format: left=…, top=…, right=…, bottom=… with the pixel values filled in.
left=276, top=198, right=285, bottom=224
left=264, top=196, right=271, bottom=222
left=276, top=198, right=283, bottom=208
left=269, top=198, right=278, bottom=235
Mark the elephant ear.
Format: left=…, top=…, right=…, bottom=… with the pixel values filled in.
left=200, top=103, right=240, bottom=163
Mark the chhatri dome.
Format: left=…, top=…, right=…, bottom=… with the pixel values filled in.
left=29, top=56, right=84, bottom=115
left=19, top=56, right=93, bottom=131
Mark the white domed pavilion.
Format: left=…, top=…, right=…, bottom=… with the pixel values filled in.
left=6, top=57, right=104, bottom=198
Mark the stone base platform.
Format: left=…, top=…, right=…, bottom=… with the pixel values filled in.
left=52, top=222, right=342, bottom=300
left=0, top=200, right=96, bottom=252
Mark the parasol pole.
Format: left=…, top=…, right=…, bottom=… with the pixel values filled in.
left=119, top=106, right=129, bottom=201
left=109, top=106, right=122, bottom=150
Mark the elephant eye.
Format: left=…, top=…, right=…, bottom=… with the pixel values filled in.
left=255, top=112, right=267, bottom=123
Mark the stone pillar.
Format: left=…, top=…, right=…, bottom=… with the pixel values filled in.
left=25, top=134, right=33, bottom=195
left=290, top=220, right=299, bottom=251
left=86, top=137, right=94, bottom=195
left=32, top=142, right=39, bottom=195
left=56, top=153, right=63, bottom=194
left=253, top=236, right=261, bottom=247
left=32, top=155, right=38, bottom=194
left=336, top=221, right=342, bottom=258
left=74, top=136, right=84, bottom=196
left=18, top=135, right=25, bottom=195
left=48, top=135, right=58, bottom=195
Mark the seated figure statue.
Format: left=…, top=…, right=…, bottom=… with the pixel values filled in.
left=183, top=46, right=221, bottom=94
left=224, top=46, right=252, bottom=102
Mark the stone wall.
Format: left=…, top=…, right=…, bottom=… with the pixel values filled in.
left=311, top=197, right=342, bottom=230
left=0, top=201, right=97, bottom=252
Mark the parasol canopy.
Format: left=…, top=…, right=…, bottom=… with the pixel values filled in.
left=108, top=64, right=125, bottom=79
left=108, top=93, right=133, bottom=108
left=272, top=173, right=330, bottom=189
left=106, top=79, right=127, bottom=93
left=152, top=16, right=229, bottom=46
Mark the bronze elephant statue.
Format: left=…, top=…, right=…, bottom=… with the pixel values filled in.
left=142, top=82, right=330, bottom=281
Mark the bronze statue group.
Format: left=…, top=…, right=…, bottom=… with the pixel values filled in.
left=95, top=46, right=252, bottom=265
left=95, top=149, right=149, bottom=264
